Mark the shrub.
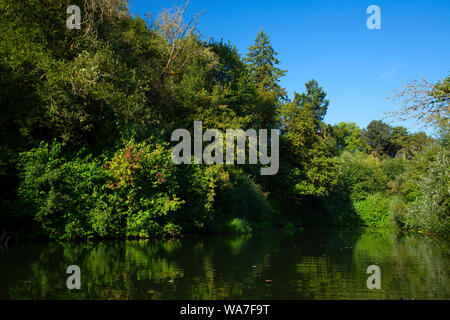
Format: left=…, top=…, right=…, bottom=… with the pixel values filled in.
left=324, top=152, right=388, bottom=226
left=223, top=218, right=252, bottom=234
left=389, top=196, right=408, bottom=228
left=337, top=152, right=387, bottom=202
left=105, top=139, right=185, bottom=238
left=211, top=168, right=274, bottom=226
left=405, top=150, right=449, bottom=234
left=17, top=139, right=270, bottom=239
left=354, top=193, right=393, bottom=228
left=18, top=141, right=110, bottom=240
left=163, top=222, right=183, bottom=237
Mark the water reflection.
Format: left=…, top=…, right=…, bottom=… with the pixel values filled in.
left=0, top=228, right=448, bottom=299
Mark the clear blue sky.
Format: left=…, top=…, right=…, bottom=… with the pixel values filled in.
left=128, top=0, right=449, bottom=134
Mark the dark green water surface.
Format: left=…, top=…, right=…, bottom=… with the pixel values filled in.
left=0, top=228, right=448, bottom=299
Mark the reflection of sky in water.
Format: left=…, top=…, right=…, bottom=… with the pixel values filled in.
left=0, top=228, right=448, bottom=300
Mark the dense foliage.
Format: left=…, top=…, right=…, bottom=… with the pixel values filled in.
left=0, top=0, right=448, bottom=241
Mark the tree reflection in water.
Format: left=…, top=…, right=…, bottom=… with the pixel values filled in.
left=0, top=228, right=448, bottom=299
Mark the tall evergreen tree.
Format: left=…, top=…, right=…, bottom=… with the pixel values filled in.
left=294, top=79, right=329, bottom=126
left=245, top=30, right=287, bottom=128
left=245, top=30, right=287, bottom=100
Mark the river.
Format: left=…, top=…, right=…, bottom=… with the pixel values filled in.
left=0, top=227, right=448, bottom=299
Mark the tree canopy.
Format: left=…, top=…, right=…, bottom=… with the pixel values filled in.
left=0, top=0, right=447, bottom=240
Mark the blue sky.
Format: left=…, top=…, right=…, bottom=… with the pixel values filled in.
left=128, top=0, right=449, bottom=134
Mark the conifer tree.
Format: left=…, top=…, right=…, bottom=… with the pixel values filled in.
left=245, top=30, right=287, bottom=101
left=294, top=79, right=329, bottom=127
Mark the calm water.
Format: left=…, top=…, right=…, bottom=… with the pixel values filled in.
left=0, top=228, right=448, bottom=300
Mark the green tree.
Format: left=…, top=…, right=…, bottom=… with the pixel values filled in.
left=362, top=120, right=392, bottom=159
left=332, top=122, right=365, bottom=153
left=388, top=75, right=449, bottom=127
left=245, top=30, right=287, bottom=99
left=293, top=79, right=329, bottom=127
left=278, top=81, right=338, bottom=200
left=388, top=126, right=409, bottom=158
left=405, top=150, right=450, bottom=233
left=245, top=30, right=287, bottom=128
